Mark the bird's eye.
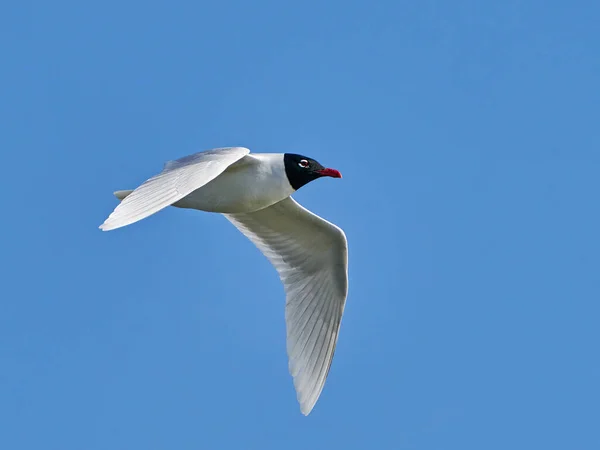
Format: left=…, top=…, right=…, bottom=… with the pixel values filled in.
left=298, top=159, right=309, bottom=168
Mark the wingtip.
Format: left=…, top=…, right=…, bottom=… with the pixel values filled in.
left=98, top=219, right=118, bottom=231
left=300, top=404, right=313, bottom=416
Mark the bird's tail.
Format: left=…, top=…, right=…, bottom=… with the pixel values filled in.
left=113, top=190, right=134, bottom=201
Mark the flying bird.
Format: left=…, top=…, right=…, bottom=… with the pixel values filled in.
left=99, top=147, right=348, bottom=415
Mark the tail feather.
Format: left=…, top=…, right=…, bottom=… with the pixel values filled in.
left=113, top=190, right=133, bottom=201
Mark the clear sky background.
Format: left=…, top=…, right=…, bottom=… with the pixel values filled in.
left=1, top=1, right=599, bottom=449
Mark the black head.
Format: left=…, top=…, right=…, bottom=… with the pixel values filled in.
left=283, top=153, right=342, bottom=191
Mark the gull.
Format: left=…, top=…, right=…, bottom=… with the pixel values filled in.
left=99, top=147, right=348, bottom=415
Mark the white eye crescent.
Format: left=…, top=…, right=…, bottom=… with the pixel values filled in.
left=298, top=159, right=309, bottom=168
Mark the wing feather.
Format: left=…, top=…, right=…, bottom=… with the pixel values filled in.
left=100, top=147, right=250, bottom=231
left=225, top=196, right=348, bottom=415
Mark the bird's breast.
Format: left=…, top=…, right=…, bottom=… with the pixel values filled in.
left=173, top=157, right=295, bottom=213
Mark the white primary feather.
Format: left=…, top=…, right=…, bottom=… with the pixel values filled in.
left=225, top=197, right=348, bottom=415
left=99, top=147, right=250, bottom=231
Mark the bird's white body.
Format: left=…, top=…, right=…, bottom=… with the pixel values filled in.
left=173, top=154, right=294, bottom=213
left=100, top=147, right=348, bottom=416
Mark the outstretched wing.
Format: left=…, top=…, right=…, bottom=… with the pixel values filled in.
left=99, top=147, right=250, bottom=231
left=225, top=197, right=348, bottom=415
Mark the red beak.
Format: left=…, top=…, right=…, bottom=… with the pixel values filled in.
left=317, top=168, right=342, bottom=178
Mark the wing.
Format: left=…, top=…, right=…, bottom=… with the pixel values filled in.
left=224, top=197, right=348, bottom=415
left=99, top=147, right=250, bottom=231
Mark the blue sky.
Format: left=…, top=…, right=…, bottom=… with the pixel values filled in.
left=1, top=1, right=599, bottom=448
